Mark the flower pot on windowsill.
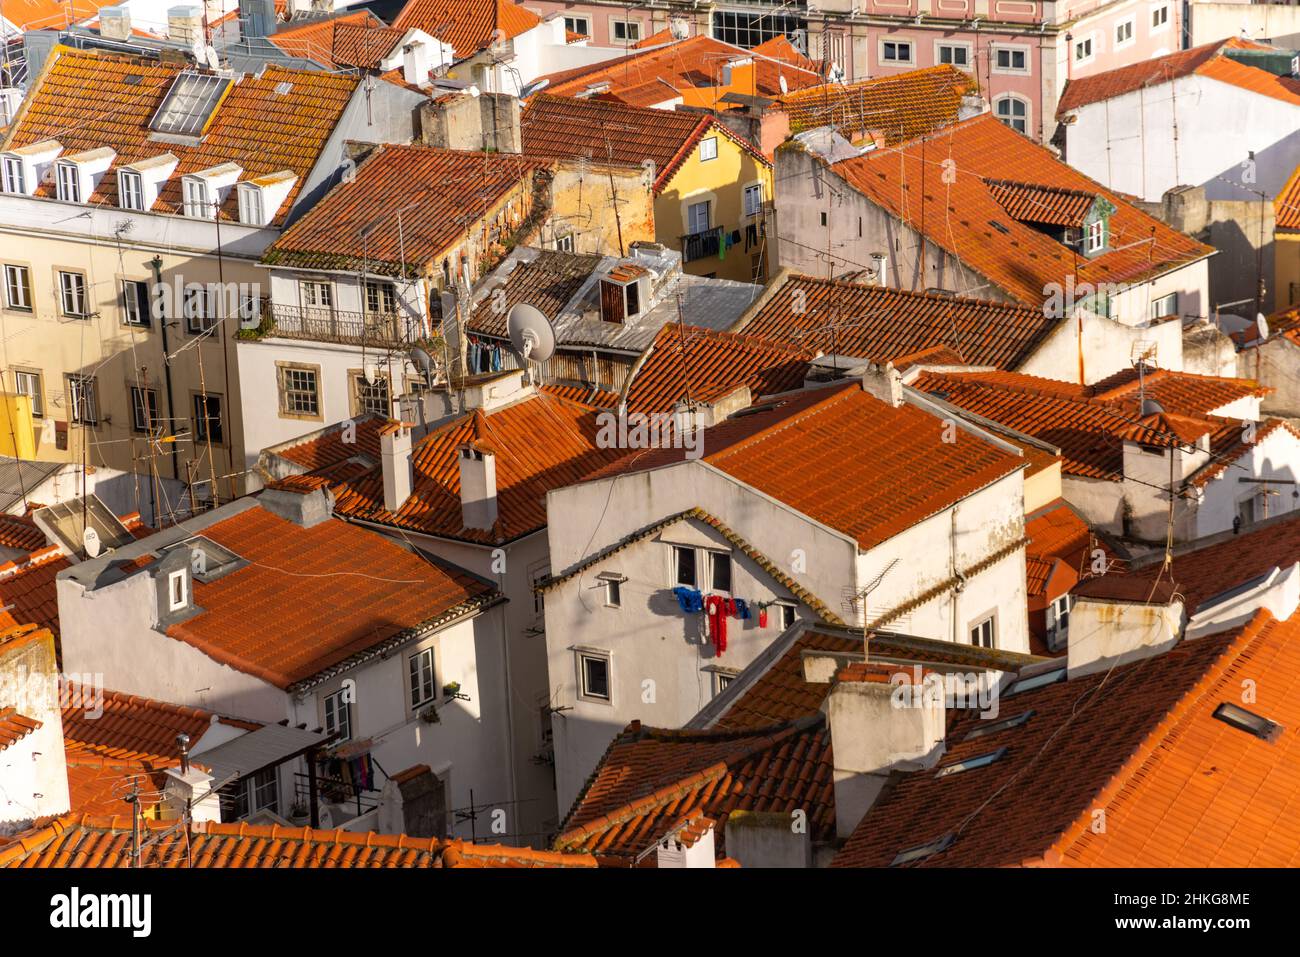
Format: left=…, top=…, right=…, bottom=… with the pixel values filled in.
left=419, top=704, right=440, bottom=724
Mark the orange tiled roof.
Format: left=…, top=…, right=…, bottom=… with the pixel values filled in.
left=266, top=11, right=400, bottom=69
left=3, top=48, right=360, bottom=226
left=827, top=115, right=1214, bottom=307
left=623, top=324, right=812, bottom=414
left=0, top=512, right=46, bottom=552
left=632, top=28, right=675, bottom=49
left=390, top=0, right=540, bottom=61
left=332, top=392, right=627, bottom=545
left=0, top=707, right=40, bottom=751
left=539, top=383, right=620, bottom=408
left=521, top=94, right=762, bottom=192
left=553, top=716, right=834, bottom=863
left=985, top=179, right=1097, bottom=227
left=914, top=368, right=1271, bottom=482
left=469, top=248, right=603, bottom=338
left=0, top=547, right=70, bottom=639
left=1276, top=162, right=1300, bottom=231
left=713, top=628, right=858, bottom=731
left=593, top=381, right=1026, bottom=550
left=161, top=504, right=497, bottom=689
left=1058, top=37, right=1294, bottom=116
left=61, top=686, right=255, bottom=764
left=778, top=64, right=975, bottom=144
left=262, top=145, right=552, bottom=277
left=751, top=35, right=820, bottom=76
left=269, top=415, right=386, bottom=485
left=440, top=839, right=597, bottom=867
left=740, top=274, right=1058, bottom=369
left=0, top=0, right=110, bottom=31
left=835, top=608, right=1300, bottom=867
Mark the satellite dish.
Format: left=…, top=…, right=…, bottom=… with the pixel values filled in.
left=409, top=345, right=435, bottom=383
left=83, top=526, right=101, bottom=559
left=779, top=75, right=789, bottom=95
left=507, top=303, right=556, bottom=362
left=362, top=361, right=380, bottom=385
left=1140, top=397, right=1166, bottom=417
left=1257, top=313, right=1270, bottom=342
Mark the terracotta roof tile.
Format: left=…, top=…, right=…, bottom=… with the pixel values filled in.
left=469, top=248, right=603, bottom=338
left=161, top=504, right=498, bottom=689
left=0, top=547, right=70, bottom=640
left=1276, top=162, right=1300, bottom=231
left=3, top=48, right=360, bottom=226
left=63, top=755, right=170, bottom=817
left=828, top=115, right=1213, bottom=307
left=263, top=145, right=552, bottom=276
left=740, top=274, right=1058, bottom=369
left=985, top=179, right=1097, bottom=227
left=61, top=686, right=251, bottom=764
left=267, top=12, right=401, bottom=69
left=270, top=415, right=386, bottom=483
left=0, top=0, right=112, bottom=30
left=778, top=65, right=975, bottom=144
left=390, top=0, right=540, bottom=60
left=0, top=512, right=46, bottom=553
left=440, top=839, right=597, bottom=867
left=0, top=707, right=40, bottom=751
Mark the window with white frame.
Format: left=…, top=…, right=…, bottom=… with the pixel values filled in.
left=299, top=280, right=332, bottom=311
left=970, top=615, right=996, bottom=649
left=236, top=767, right=278, bottom=818
left=710, top=551, right=732, bottom=592
left=351, top=371, right=390, bottom=417
left=743, top=183, right=763, bottom=217
left=993, top=46, right=1028, bottom=72
left=3, top=264, right=31, bottom=310
left=67, top=375, right=98, bottom=425
left=612, top=19, right=641, bottom=42
left=364, top=280, right=397, bottom=317
left=882, top=39, right=913, bottom=64
left=994, top=95, right=1029, bottom=134
left=184, top=285, right=215, bottom=333
left=711, top=670, right=737, bottom=697
left=577, top=650, right=611, bottom=702
left=1152, top=4, right=1169, bottom=30
left=58, top=271, right=88, bottom=317
left=0, top=156, right=23, bottom=194
left=324, top=689, right=352, bottom=742
left=121, top=279, right=150, bottom=326
left=555, top=233, right=575, bottom=252
left=1151, top=291, right=1178, bottom=319
left=55, top=162, right=81, bottom=203
left=1074, top=36, right=1094, bottom=62
left=119, top=170, right=145, bottom=211
left=603, top=577, right=622, bottom=607
left=182, top=177, right=210, bottom=218
left=409, top=646, right=437, bottom=709
left=278, top=364, right=320, bottom=417
left=12, top=369, right=42, bottom=417
left=1085, top=218, right=1106, bottom=254
left=1045, top=593, right=1073, bottom=646
left=937, top=42, right=971, bottom=67
left=778, top=602, right=796, bottom=630
left=168, top=569, right=187, bottom=611
left=673, top=545, right=697, bottom=587
left=237, top=185, right=264, bottom=226
left=563, top=15, right=590, bottom=36
left=699, top=136, right=718, bottom=161
left=130, top=386, right=159, bottom=433
left=687, top=200, right=711, bottom=235
left=1115, top=18, right=1135, bottom=47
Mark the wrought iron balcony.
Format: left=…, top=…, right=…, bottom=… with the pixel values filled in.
left=680, top=226, right=724, bottom=264
left=256, top=302, right=414, bottom=347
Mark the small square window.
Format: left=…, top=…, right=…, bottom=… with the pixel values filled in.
left=711, top=552, right=732, bottom=592
left=970, top=615, right=996, bottom=649
left=882, top=40, right=912, bottom=63
left=699, top=137, right=718, bottom=162
left=937, top=43, right=969, bottom=67
left=579, top=652, right=610, bottom=702
left=780, top=603, right=796, bottom=630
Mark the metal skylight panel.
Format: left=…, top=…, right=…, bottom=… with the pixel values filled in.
left=963, top=710, right=1034, bottom=741
left=935, top=747, right=1008, bottom=778
left=149, top=73, right=231, bottom=136
left=1213, top=703, right=1283, bottom=743
left=1004, top=665, right=1067, bottom=696
left=890, top=833, right=954, bottom=866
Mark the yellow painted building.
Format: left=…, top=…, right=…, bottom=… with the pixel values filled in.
left=1276, top=166, right=1300, bottom=310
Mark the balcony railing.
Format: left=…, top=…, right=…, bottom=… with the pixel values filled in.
left=258, top=302, right=415, bottom=347
left=680, top=226, right=724, bottom=264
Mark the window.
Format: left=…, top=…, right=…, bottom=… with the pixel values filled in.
left=55, top=162, right=81, bottom=203
left=710, top=552, right=732, bottom=592
left=1, top=156, right=23, bottom=194
left=130, top=386, right=159, bottom=433
left=673, top=545, right=697, bottom=587
left=820, top=210, right=828, bottom=227
left=364, top=280, right=397, bottom=317
left=182, top=177, right=209, bottom=218
left=279, top=364, right=319, bottom=417
left=324, top=689, right=352, bottom=743
left=935, top=747, right=1008, bottom=778
left=1238, top=495, right=1256, bottom=527
left=150, top=72, right=232, bottom=136
left=168, top=569, right=187, bottom=611
left=743, top=183, right=763, bottom=217
left=119, top=170, right=144, bottom=211
left=1116, top=18, right=1134, bottom=46
left=994, top=96, right=1028, bottom=134
left=687, top=200, right=711, bottom=235
left=3, top=264, right=31, bottom=310
left=604, top=579, right=621, bottom=607
left=193, top=392, right=223, bottom=443
left=711, top=10, right=801, bottom=49
left=711, top=670, right=736, bottom=697
left=243, top=767, right=278, bottom=816
left=1085, top=218, right=1106, bottom=254
left=970, top=615, right=995, bottom=649
left=237, top=185, right=264, bottom=225
left=563, top=15, right=589, bottom=36
left=121, top=279, right=150, bottom=326
left=778, top=602, right=796, bottom=630
left=67, top=375, right=98, bottom=425
left=612, top=19, right=640, bottom=43
left=555, top=233, right=575, bottom=252
left=1074, top=37, right=1093, bottom=62
left=891, top=833, right=954, bottom=866
left=1151, top=291, right=1178, bottom=319
left=1152, top=4, right=1169, bottom=30
left=409, top=646, right=437, bottom=708
left=58, top=271, right=88, bottom=318
left=578, top=651, right=610, bottom=702
left=699, top=136, right=718, bottom=162
left=299, top=280, right=332, bottom=311
left=964, top=710, right=1034, bottom=741
left=937, top=43, right=970, bottom=67
left=882, top=40, right=913, bottom=64
left=994, top=47, right=1027, bottom=72
left=351, top=372, right=390, bottom=417
left=530, top=563, right=549, bottom=620
left=1045, top=594, right=1072, bottom=647
left=184, top=285, right=215, bottom=333
left=12, top=370, right=42, bottom=417
left=1212, top=702, right=1282, bottom=742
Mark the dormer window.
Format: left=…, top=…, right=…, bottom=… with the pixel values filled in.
left=168, top=568, right=188, bottom=611
left=237, top=184, right=264, bottom=226
left=1085, top=218, right=1105, bottom=254
left=1080, top=198, right=1115, bottom=258
left=181, top=163, right=242, bottom=220
left=56, top=161, right=81, bottom=202
left=119, top=170, right=145, bottom=210
left=53, top=149, right=114, bottom=204
left=183, top=177, right=210, bottom=218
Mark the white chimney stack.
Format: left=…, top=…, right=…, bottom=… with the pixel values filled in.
left=403, top=42, right=431, bottom=87
left=859, top=361, right=903, bottom=407
left=380, top=422, right=415, bottom=513
left=458, top=443, right=498, bottom=531
left=1066, top=578, right=1185, bottom=679
left=99, top=6, right=132, bottom=41
left=166, top=5, right=203, bottom=45
left=824, top=664, right=945, bottom=838
left=162, top=764, right=222, bottom=824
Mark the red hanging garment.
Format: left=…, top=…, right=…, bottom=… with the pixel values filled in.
left=706, top=595, right=728, bottom=655
left=758, top=606, right=768, bottom=627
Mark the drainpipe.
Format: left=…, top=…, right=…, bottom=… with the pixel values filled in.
left=496, top=554, right=519, bottom=842
left=148, top=255, right=182, bottom=483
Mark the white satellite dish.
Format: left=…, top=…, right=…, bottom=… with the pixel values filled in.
left=507, top=303, right=556, bottom=363
left=362, top=361, right=380, bottom=385
left=409, top=345, right=435, bottom=384
left=83, top=526, right=101, bottom=559
left=779, top=75, right=788, bottom=95
left=1257, top=312, right=1270, bottom=342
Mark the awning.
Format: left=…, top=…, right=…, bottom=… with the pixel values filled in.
left=193, top=723, right=331, bottom=790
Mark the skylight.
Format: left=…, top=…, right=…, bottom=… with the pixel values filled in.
left=1213, top=703, right=1283, bottom=743
left=964, top=710, right=1034, bottom=741
left=149, top=73, right=231, bottom=137
left=1003, top=666, right=1066, bottom=696
left=164, top=535, right=243, bottom=582
left=935, top=747, right=1008, bottom=778
left=890, top=833, right=954, bottom=866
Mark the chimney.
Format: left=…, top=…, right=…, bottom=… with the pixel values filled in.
left=260, top=476, right=336, bottom=528
left=655, top=814, right=717, bottom=868
left=458, top=443, right=498, bottom=531
left=957, top=92, right=988, bottom=121
left=1066, top=577, right=1185, bottom=679
left=167, top=5, right=204, bottom=45
left=237, top=0, right=276, bottom=41
left=824, top=664, right=945, bottom=838
left=161, top=759, right=222, bottom=824
left=0, top=626, right=71, bottom=825
left=461, top=369, right=530, bottom=411
left=870, top=251, right=888, bottom=285
left=403, top=42, right=430, bottom=87
left=859, top=361, right=903, bottom=407
left=725, top=809, right=812, bottom=867
left=380, top=422, right=415, bottom=513
left=99, top=6, right=132, bottom=41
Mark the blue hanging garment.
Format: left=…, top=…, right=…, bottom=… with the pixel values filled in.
left=733, top=598, right=752, bottom=620
left=673, top=586, right=704, bottom=613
